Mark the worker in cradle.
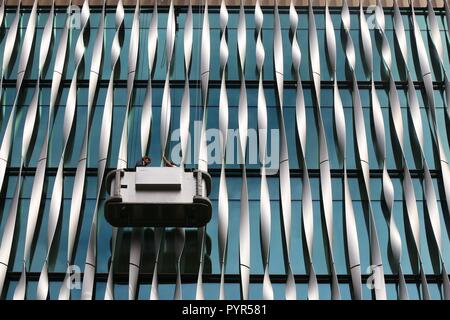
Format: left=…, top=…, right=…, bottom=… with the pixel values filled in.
left=135, top=156, right=151, bottom=167
left=135, top=155, right=177, bottom=168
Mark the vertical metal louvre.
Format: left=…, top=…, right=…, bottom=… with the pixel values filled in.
left=0, top=0, right=449, bottom=300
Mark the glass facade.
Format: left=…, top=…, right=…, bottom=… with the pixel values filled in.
left=0, top=0, right=449, bottom=300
